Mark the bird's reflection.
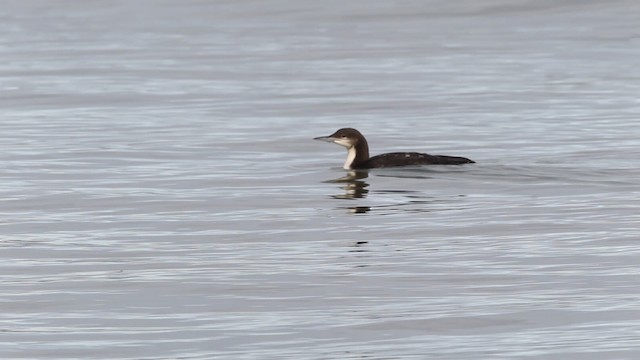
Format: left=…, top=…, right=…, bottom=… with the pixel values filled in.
left=323, top=169, right=467, bottom=216
left=349, top=240, right=370, bottom=253
left=324, top=170, right=370, bottom=200
left=349, top=206, right=371, bottom=214
left=323, top=170, right=371, bottom=214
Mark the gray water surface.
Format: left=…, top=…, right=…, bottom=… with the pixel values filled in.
left=2, top=1, right=640, bottom=359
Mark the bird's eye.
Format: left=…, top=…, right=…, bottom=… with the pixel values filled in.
left=341, top=135, right=347, bottom=138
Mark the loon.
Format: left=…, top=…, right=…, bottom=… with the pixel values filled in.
left=314, top=128, right=474, bottom=170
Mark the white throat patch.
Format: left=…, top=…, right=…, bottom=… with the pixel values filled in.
left=343, top=146, right=356, bottom=170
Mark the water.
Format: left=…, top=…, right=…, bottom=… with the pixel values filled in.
left=1, top=1, right=640, bottom=359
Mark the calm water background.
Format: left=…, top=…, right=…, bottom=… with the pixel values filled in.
left=1, top=0, right=640, bottom=359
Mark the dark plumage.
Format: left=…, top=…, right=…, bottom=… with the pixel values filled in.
left=314, top=128, right=474, bottom=170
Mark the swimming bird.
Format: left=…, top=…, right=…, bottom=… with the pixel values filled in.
left=314, top=128, right=474, bottom=170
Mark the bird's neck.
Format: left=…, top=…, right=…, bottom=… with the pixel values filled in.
left=344, top=139, right=370, bottom=169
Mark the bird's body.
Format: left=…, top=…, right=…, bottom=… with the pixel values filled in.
left=364, top=152, right=474, bottom=168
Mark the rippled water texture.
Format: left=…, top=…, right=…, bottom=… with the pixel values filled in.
left=1, top=0, right=640, bottom=359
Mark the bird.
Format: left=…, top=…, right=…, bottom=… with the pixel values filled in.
left=314, top=128, right=474, bottom=170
